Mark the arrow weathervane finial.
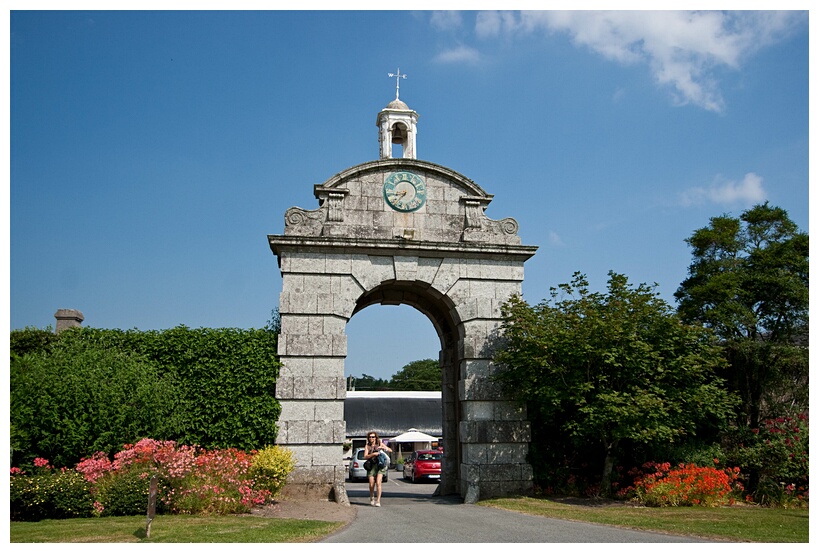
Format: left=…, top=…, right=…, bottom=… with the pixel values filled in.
left=387, top=68, right=407, bottom=100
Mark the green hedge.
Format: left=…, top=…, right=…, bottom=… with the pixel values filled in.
left=10, top=326, right=281, bottom=469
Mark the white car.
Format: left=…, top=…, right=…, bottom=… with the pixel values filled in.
left=348, top=448, right=389, bottom=482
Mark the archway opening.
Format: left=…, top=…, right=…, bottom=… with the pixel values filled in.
left=345, top=304, right=439, bottom=391
left=343, top=289, right=458, bottom=495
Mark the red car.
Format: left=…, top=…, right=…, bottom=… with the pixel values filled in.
left=402, top=450, right=443, bottom=483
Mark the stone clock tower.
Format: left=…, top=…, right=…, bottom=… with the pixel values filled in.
left=268, top=80, right=538, bottom=504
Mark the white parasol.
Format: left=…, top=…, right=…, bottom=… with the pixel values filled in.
left=391, top=429, right=438, bottom=443
left=390, top=428, right=439, bottom=453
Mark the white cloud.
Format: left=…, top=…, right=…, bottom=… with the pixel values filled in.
left=476, top=10, right=522, bottom=38
left=470, top=10, right=803, bottom=112
left=679, top=172, right=767, bottom=207
left=430, top=11, right=463, bottom=31
left=433, top=44, right=482, bottom=65
left=548, top=230, right=565, bottom=247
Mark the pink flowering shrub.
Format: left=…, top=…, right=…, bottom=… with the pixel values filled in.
left=33, top=457, right=52, bottom=470
left=93, top=439, right=275, bottom=515
left=167, top=447, right=271, bottom=515
left=76, top=451, right=113, bottom=483
left=11, top=439, right=294, bottom=519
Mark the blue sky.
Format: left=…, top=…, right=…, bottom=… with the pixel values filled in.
left=8, top=8, right=811, bottom=381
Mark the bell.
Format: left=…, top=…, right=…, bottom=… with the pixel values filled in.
left=391, top=126, right=406, bottom=144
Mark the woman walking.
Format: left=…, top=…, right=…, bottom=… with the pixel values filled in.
left=364, top=431, right=391, bottom=507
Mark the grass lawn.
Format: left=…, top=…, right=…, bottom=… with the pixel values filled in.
left=10, top=498, right=809, bottom=543
left=9, top=514, right=344, bottom=543
left=480, top=497, right=809, bottom=543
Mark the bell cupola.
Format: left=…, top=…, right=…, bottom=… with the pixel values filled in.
left=377, top=68, right=419, bottom=159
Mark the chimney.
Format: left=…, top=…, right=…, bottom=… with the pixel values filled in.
left=54, top=309, right=84, bottom=334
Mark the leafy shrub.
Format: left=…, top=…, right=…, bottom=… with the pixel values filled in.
left=640, top=440, right=728, bottom=470
left=249, top=445, right=296, bottom=498
left=10, top=469, right=93, bottom=521
left=93, top=468, right=164, bottom=517
left=751, top=477, right=808, bottom=509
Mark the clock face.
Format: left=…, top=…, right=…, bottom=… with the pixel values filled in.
left=383, top=171, right=427, bottom=212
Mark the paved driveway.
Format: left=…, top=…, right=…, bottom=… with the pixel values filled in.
left=323, top=471, right=712, bottom=543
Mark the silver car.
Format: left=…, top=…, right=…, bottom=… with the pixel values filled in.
left=348, top=448, right=388, bottom=482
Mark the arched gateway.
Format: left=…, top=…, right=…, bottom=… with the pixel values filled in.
left=268, top=91, right=537, bottom=504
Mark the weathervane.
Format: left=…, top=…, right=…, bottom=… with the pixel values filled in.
left=388, top=68, right=407, bottom=100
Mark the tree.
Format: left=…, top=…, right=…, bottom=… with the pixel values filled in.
left=674, top=203, right=809, bottom=427
left=351, top=374, right=391, bottom=391
left=265, top=308, right=281, bottom=334
left=495, top=272, right=737, bottom=496
left=390, top=359, right=441, bottom=391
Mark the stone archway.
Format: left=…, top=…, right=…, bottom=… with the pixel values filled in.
left=268, top=157, right=537, bottom=504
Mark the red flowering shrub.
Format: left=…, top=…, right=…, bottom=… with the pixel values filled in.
left=621, top=461, right=742, bottom=507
